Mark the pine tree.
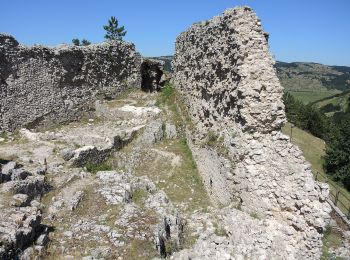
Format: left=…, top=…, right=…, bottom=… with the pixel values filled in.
left=324, top=114, right=350, bottom=190
left=81, top=39, right=91, bottom=46
left=72, top=38, right=80, bottom=46
left=103, top=16, right=127, bottom=41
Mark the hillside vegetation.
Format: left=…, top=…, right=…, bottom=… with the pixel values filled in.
left=276, top=61, right=350, bottom=92
left=287, top=90, right=341, bottom=104
left=313, top=90, right=350, bottom=118
left=152, top=57, right=350, bottom=94
left=149, top=56, right=173, bottom=72
left=284, top=91, right=350, bottom=191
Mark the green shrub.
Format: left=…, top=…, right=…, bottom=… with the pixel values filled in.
left=206, top=131, right=218, bottom=146
left=131, top=189, right=148, bottom=205
left=85, top=161, right=112, bottom=174
left=250, top=212, right=260, bottom=219
left=213, top=222, right=228, bottom=237
left=157, top=83, right=174, bottom=106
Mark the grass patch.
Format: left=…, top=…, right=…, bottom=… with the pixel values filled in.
left=181, top=226, right=198, bottom=250
left=156, top=83, right=187, bottom=130
left=157, top=138, right=210, bottom=212
left=206, top=131, right=218, bottom=146
left=179, top=138, right=197, bottom=171
left=321, top=226, right=343, bottom=260
left=123, top=239, right=159, bottom=260
left=288, top=90, right=341, bottom=104
left=0, top=129, right=25, bottom=145
left=156, top=82, right=196, bottom=137
left=250, top=212, right=260, bottom=219
left=201, top=131, right=229, bottom=157
left=85, top=161, right=113, bottom=174
left=133, top=138, right=210, bottom=212
left=156, top=83, right=174, bottom=106
left=151, top=83, right=210, bottom=211
left=165, top=238, right=179, bottom=257
left=282, top=122, right=325, bottom=174
left=131, top=189, right=148, bottom=206
left=313, top=91, right=350, bottom=116
left=0, top=131, right=8, bottom=141
left=213, top=222, right=228, bottom=237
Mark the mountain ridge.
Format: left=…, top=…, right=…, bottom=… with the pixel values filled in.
left=151, top=56, right=350, bottom=92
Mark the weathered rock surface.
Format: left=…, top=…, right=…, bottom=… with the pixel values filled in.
left=0, top=206, right=43, bottom=259
left=173, top=6, right=331, bottom=259
left=0, top=34, right=142, bottom=131
left=0, top=90, right=188, bottom=258
left=0, top=34, right=165, bottom=132
left=0, top=163, right=49, bottom=259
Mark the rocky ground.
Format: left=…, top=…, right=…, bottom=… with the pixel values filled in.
left=0, top=89, right=212, bottom=259
left=1, top=88, right=349, bottom=259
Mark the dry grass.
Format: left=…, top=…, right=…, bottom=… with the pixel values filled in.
left=321, top=225, right=343, bottom=260
left=132, top=138, right=210, bottom=213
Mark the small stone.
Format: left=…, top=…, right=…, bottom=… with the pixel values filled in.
left=36, top=234, right=49, bottom=246
left=63, top=231, right=73, bottom=237
left=11, top=168, right=31, bottom=181
left=10, top=194, right=29, bottom=207
left=60, top=148, right=75, bottom=161
left=20, top=247, right=35, bottom=260
left=165, top=123, right=177, bottom=139
left=1, top=161, right=17, bottom=179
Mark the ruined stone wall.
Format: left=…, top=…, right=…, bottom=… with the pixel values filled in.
left=173, top=6, right=331, bottom=259
left=173, top=7, right=285, bottom=136
left=0, top=34, right=142, bottom=131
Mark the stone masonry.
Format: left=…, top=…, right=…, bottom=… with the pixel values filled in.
left=173, top=6, right=331, bottom=259
left=0, top=34, right=148, bottom=131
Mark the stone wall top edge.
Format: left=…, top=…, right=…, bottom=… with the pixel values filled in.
left=175, top=6, right=257, bottom=39
left=0, top=33, right=137, bottom=52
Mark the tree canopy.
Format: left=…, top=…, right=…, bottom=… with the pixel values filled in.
left=72, top=38, right=91, bottom=46
left=283, top=92, right=350, bottom=190
left=72, top=38, right=80, bottom=46
left=103, top=16, right=127, bottom=41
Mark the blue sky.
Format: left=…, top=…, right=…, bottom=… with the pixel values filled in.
left=1, top=0, right=349, bottom=66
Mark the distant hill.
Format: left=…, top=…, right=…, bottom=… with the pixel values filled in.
left=276, top=61, right=350, bottom=91
left=153, top=56, right=350, bottom=95
left=148, top=56, right=173, bottom=72
left=152, top=56, right=350, bottom=91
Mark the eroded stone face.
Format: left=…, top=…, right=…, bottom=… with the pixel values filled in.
left=173, top=6, right=331, bottom=259
left=173, top=6, right=285, bottom=135
left=0, top=34, right=142, bottom=131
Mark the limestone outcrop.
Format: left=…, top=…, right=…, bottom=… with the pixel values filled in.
left=0, top=160, right=49, bottom=260
left=0, top=90, right=188, bottom=259
left=173, top=6, right=331, bottom=259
